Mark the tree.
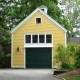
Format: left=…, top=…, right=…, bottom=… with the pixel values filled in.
left=0, top=0, right=65, bottom=31
left=0, top=0, right=11, bottom=68
left=61, top=17, right=73, bottom=37
left=61, top=0, right=80, bottom=37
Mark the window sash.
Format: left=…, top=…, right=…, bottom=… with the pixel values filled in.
left=46, top=35, right=52, bottom=43
left=25, top=34, right=52, bottom=44
left=25, top=35, right=31, bottom=43
left=39, top=35, right=45, bottom=43
left=32, top=35, right=38, bottom=43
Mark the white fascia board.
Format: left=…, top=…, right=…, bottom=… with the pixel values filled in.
left=38, top=9, right=67, bottom=32
left=11, top=8, right=40, bottom=34
left=24, top=43, right=53, bottom=48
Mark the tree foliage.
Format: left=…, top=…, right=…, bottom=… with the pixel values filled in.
left=61, top=0, right=80, bottom=36
left=75, top=45, right=80, bottom=68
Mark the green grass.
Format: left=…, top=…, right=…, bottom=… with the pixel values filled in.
left=65, top=74, right=80, bottom=80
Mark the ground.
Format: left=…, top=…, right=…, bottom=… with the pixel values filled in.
left=0, top=69, right=62, bottom=80
left=57, top=69, right=80, bottom=78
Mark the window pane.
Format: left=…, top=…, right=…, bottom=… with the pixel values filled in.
left=25, top=35, right=31, bottom=43
left=46, top=35, right=52, bottom=43
left=39, top=35, right=44, bottom=43
left=36, top=18, right=41, bottom=23
left=32, top=35, right=38, bottom=43
left=41, top=9, right=44, bottom=11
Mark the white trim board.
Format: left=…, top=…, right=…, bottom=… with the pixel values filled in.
left=65, top=33, right=67, bottom=47
left=24, top=48, right=26, bottom=69
left=24, top=44, right=53, bottom=48
left=11, top=34, right=13, bottom=68
left=11, top=7, right=67, bottom=34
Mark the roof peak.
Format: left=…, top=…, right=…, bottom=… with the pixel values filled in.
left=38, top=5, right=48, bottom=14
left=38, top=5, right=48, bottom=9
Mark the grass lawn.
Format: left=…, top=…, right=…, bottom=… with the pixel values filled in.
left=65, top=74, right=80, bottom=80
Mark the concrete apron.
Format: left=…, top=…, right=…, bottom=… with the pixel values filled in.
left=0, top=69, right=63, bottom=80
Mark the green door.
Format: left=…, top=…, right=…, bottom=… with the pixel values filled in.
left=26, top=48, right=52, bottom=68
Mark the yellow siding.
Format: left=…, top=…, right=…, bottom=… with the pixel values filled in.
left=12, top=11, right=66, bottom=67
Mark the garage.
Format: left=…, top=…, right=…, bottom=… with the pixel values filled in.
left=25, top=48, right=52, bottom=68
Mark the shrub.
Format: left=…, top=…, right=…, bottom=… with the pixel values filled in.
left=0, top=45, right=11, bottom=68
left=55, top=44, right=68, bottom=68
left=60, top=62, right=70, bottom=69
left=55, top=43, right=79, bottom=69
left=75, top=45, right=80, bottom=68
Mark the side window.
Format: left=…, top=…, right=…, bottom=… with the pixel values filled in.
left=36, top=18, right=41, bottom=24
left=32, top=35, right=38, bottom=43
left=39, top=35, right=45, bottom=43
left=25, top=35, right=31, bottom=43
left=46, top=35, right=52, bottom=43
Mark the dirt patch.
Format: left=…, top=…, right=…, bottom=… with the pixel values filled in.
left=57, top=69, right=80, bottom=78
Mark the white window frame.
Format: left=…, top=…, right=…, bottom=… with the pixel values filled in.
left=46, top=34, right=52, bottom=43
left=24, top=33, right=53, bottom=47
left=25, top=35, right=31, bottom=43
left=39, top=34, right=45, bottom=43
left=35, top=17, right=42, bottom=24
left=32, top=34, right=38, bottom=43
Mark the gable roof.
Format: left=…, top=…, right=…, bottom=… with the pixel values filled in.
left=11, top=7, right=67, bottom=34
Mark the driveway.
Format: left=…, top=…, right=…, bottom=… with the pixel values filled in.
left=0, top=69, right=62, bottom=80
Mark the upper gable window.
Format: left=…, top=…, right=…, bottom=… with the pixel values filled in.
left=36, top=18, right=41, bottom=24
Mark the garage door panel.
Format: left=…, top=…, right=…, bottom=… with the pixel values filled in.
left=26, top=48, right=52, bottom=68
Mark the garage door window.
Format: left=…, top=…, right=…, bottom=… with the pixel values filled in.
left=25, top=35, right=31, bottom=43
left=46, top=35, right=52, bottom=43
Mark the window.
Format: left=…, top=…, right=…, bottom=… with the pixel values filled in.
left=41, top=9, right=44, bottom=11
left=25, top=35, right=31, bottom=43
left=39, top=35, right=45, bottom=43
left=25, top=34, right=52, bottom=44
left=46, top=35, right=52, bottom=43
left=32, top=35, right=38, bottom=43
left=36, top=18, right=41, bottom=24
